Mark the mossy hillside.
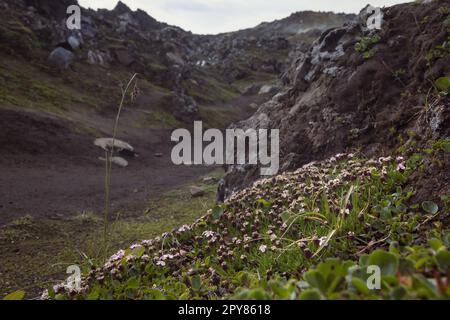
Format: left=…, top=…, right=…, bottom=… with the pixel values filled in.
left=43, top=141, right=449, bottom=300
left=182, top=69, right=240, bottom=104
left=0, top=14, right=42, bottom=54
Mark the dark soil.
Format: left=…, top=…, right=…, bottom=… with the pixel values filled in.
left=0, top=107, right=214, bottom=226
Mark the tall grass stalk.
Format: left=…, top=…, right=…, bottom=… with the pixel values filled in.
left=103, top=73, right=138, bottom=259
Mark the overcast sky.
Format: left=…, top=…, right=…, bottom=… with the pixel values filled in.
left=78, top=0, right=411, bottom=34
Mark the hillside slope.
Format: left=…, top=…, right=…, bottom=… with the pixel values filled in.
left=220, top=0, right=449, bottom=199
left=40, top=1, right=450, bottom=300
left=0, top=0, right=352, bottom=224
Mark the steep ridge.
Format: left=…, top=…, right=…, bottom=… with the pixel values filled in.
left=0, top=0, right=354, bottom=224
left=220, top=0, right=449, bottom=200
left=0, top=0, right=353, bottom=122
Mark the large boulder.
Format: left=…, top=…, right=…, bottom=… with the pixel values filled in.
left=47, top=47, right=73, bottom=69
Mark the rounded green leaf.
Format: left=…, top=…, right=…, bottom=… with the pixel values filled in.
left=422, top=201, right=438, bottom=214
left=211, top=206, right=223, bottom=220
left=304, top=270, right=327, bottom=293
left=367, top=250, right=399, bottom=276
left=299, top=288, right=322, bottom=300
left=3, top=290, right=25, bottom=300
left=191, top=275, right=201, bottom=291
left=435, top=76, right=450, bottom=93
left=127, top=277, right=140, bottom=290
left=351, top=277, right=369, bottom=295
left=428, top=238, right=444, bottom=252
left=435, top=250, right=450, bottom=273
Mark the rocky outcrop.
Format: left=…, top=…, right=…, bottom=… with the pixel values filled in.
left=189, top=12, right=355, bottom=83
left=219, top=0, right=450, bottom=200
left=1, top=0, right=355, bottom=122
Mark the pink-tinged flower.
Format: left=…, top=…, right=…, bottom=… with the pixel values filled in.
left=397, top=163, right=406, bottom=173
left=156, top=260, right=166, bottom=267
left=160, top=254, right=174, bottom=261
left=259, top=245, right=268, bottom=253
left=378, top=156, right=393, bottom=164
left=178, top=225, right=191, bottom=232
left=108, top=249, right=125, bottom=262
left=202, top=230, right=215, bottom=238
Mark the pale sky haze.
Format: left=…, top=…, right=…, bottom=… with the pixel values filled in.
left=78, top=0, right=411, bottom=34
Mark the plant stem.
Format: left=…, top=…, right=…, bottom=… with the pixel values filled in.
left=103, top=73, right=138, bottom=259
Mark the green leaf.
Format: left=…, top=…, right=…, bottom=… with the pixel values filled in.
left=131, top=246, right=145, bottom=258
left=280, top=211, right=291, bottom=223
left=256, top=199, right=272, bottom=208
left=299, top=289, right=322, bottom=300
left=435, top=250, right=450, bottom=273
left=248, top=288, right=269, bottom=300
left=422, top=201, right=438, bottom=214
left=191, top=275, right=201, bottom=291
left=428, top=238, right=444, bottom=252
left=304, top=270, right=327, bottom=293
left=435, top=76, right=450, bottom=93
left=351, top=278, right=369, bottom=295
left=127, top=277, right=140, bottom=290
left=367, top=250, right=399, bottom=276
left=359, top=254, right=369, bottom=267
left=269, top=282, right=289, bottom=299
left=211, top=206, right=223, bottom=220
left=3, top=290, right=25, bottom=300
left=390, top=286, right=406, bottom=300
left=144, top=289, right=164, bottom=300
left=86, top=287, right=100, bottom=300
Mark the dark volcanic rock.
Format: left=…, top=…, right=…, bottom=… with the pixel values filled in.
left=220, top=0, right=450, bottom=198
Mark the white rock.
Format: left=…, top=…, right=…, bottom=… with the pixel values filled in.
left=94, top=138, right=134, bottom=152
left=99, top=156, right=129, bottom=167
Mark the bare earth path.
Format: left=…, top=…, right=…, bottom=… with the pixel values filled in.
left=0, top=107, right=215, bottom=226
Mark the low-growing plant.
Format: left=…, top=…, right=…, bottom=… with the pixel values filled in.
left=426, top=40, right=450, bottom=67
left=41, top=147, right=450, bottom=300
left=355, top=34, right=381, bottom=59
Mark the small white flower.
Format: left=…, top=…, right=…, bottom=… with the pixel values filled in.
left=318, top=236, right=328, bottom=247
left=108, top=249, right=125, bottom=262
left=156, top=260, right=166, bottom=267
left=259, top=245, right=268, bottom=253
left=202, top=230, right=215, bottom=238
left=178, top=225, right=191, bottom=233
